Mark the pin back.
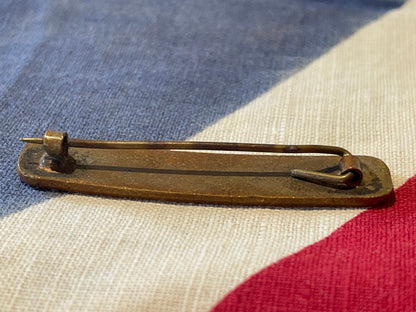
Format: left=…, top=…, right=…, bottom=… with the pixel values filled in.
left=18, top=130, right=394, bottom=207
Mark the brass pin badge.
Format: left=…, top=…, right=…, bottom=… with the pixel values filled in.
left=18, top=130, right=394, bottom=207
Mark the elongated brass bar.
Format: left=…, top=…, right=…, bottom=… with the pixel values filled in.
left=17, top=146, right=394, bottom=207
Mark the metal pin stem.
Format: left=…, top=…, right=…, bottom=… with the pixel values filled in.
left=21, top=132, right=362, bottom=188
left=21, top=137, right=350, bottom=155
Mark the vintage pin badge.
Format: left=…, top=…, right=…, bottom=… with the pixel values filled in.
left=18, top=130, right=394, bottom=207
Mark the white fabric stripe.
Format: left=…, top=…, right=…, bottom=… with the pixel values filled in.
left=0, top=196, right=361, bottom=311
left=1, top=1, right=416, bottom=311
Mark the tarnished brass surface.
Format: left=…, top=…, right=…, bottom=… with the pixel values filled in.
left=18, top=137, right=394, bottom=207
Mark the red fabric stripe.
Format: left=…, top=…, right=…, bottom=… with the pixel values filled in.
left=212, top=175, right=416, bottom=312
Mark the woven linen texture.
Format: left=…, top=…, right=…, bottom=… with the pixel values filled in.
left=1, top=0, right=415, bottom=311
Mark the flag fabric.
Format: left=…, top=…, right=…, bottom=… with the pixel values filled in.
left=1, top=0, right=416, bottom=311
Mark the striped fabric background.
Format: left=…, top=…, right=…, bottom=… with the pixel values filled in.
left=1, top=0, right=416, bottom=310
